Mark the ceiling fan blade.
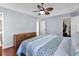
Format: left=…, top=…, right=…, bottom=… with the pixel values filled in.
left=37, top=5, right=41, bottom=9
left=45, top=7, right=53, bottom=11
left=45, top=12, right=50, bottom=15
left=37, top=4, right=44, bottom=11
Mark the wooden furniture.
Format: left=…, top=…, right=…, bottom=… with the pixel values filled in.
left=13, top=32, right=36, bottom=50
left=2, top=46, right=16, bottom=56
left=3, top=32, right=36, bottom=56
left=0, top=46, right=2, bottom=56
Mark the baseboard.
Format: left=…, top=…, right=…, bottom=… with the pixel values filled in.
left=2, top=44, right=13, bottom=49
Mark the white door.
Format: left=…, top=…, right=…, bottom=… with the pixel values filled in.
left=37, top=20, right=47, bottom=36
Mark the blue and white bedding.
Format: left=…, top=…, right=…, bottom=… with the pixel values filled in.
left=16, top=34, right=49, bottom=55
left=17, top=34, right=72, bottom=56
left=17, top=34, right=57, bottom=56
left=75, top=52, right=79, bottom=56
left=36, top=37, right=63, bottom=56
left=27, top=36, right=62, bottom=56
left=71, top=32, right=79, bottom=56
left=54, top=37, right=72, bottom=56
left=75, top=49, right=79, bottom=56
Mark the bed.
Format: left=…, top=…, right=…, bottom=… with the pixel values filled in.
left=13, top=32, right=75, bottom=56
left=13, top=32, right=36, bottom=50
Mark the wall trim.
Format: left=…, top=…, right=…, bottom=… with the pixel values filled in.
left=2, top=44, right=13, bottom=49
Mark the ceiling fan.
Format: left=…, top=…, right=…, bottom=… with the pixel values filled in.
left=32, top=3, right=54, bottom=15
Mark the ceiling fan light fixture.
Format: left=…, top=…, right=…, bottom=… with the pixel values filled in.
left=39, top=11, right=45, bottom=15
left=32, top=3, right=53, bottom=15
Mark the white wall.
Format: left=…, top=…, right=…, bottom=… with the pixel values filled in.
left=45, top=16, right=63, bottom=36
left=0, top=7, right=64, bottom=49
left=0, top=14, right=2, bottom=46
left=0, top=7, right=74, bottom=49
left=71, top=16, right=79, bottom=51
left=71, top=16, right=79, bottom=36
left=0, top=7, right=37, bottom=49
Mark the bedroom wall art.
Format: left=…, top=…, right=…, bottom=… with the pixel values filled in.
left=63, top=18, right=71, bottom=37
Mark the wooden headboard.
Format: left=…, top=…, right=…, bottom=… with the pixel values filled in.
left=13, top=32, right=36, bottom=49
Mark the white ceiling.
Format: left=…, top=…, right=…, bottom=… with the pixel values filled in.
left=0, top=3, right=79, bottom=18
